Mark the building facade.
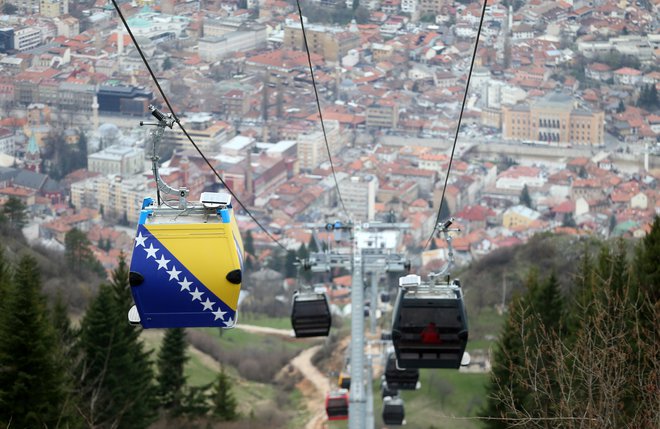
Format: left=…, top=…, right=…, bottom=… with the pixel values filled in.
left=342, top=174, right=378, bottom=222
left=88, top=145, right=145, bottom=176
left=283, top=22, right=360, bottom=63
left=502, top=92, right=605, bottom=146
left=297, top=120, right=341, bottom=171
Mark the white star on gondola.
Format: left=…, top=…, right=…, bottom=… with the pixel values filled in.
left=212, top=308, right=227, bottom=320
left=190, top=287, right=203, bottom=301
left=155, top=255, right=170, bottom=270
left=134, top=232, right=148, bottom=248
left=178, top=277, right=193, bottom=292
left=166, top=266, right=181, bottom=281
left=201, top=297, right=215, bottom=311
left=144, top=243, right=159, bottom=259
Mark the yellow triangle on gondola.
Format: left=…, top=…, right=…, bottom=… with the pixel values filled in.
left=145, top=222, right=242, bottom=311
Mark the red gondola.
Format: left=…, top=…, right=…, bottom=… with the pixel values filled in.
left=325, top=389, right=349, bottom=421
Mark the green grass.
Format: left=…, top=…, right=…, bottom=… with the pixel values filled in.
left=185, top=350, right=218, bottom=387
left=285, top=388, right=311, bottom=429
left=199, top=326, right=312, bottom=354
left=374, top=370, right=488, bottom=429
left=240, top=312, right=293, bottom=330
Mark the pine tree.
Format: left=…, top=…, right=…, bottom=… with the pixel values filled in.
left=244, top=230, right=255, bottom=270
left=0, top=248, right=11, bottom=306
left=285, top=249, right=298, bottom=278
left=157, top=328, right=189, bottom=415
left=519, top=184, right=532, bottom=208
left=211, top=366, right=238, bottom=421
left=481, top=292, right=530, bottom=428
left=76, top=256, right=157, bottom=428
left=0, top=255, right=79, bottom=428
left=2, top=196, right=27, bottom=229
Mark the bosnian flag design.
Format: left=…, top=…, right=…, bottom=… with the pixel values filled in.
left=130, top=223, right=241, bottom=328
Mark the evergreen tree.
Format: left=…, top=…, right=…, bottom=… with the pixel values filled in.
left=157, top=328, right=189, bottom=415
left=519, top=184, right=532, bottom=208
left=481, top=292, right=530, bottom=428
left=285, top=249, right=298, bottom=278
left=0, top=255, right=79, bottom=428
left=76, top=257, right=157, bottom=428
left=561, top=212, right=576, bottom=227
left=2, top=196, right=27, bottom=229
left=0, top=248, right=11, bottom=306
left=65, top=228, right=105, bottom=276
left=307, top=233, right=319, bottom=253
left=616, top=99, right=626, bottom=113
left=297, top=243, right=309, bottom=261
left=439, top=196, right=451, bottom=221
left=210, top=367, right=238, bottom=421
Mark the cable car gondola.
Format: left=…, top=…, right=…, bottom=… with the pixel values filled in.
left=380, top=380, right=399, bottom=399
left=325, top=389, right=349, bottom=421
left=338, top=371, right=351, bottom=389
left=391, top=274, right=468, bottom=369
left=291, top=289, right=331, bottom=337
left=128, top=106, right=244, bottom=329
left=382, top=396, right=405, bottom=426
left=384, top=352, right=419, bottom=391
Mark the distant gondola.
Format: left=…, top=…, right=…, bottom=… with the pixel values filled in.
left=338, top=371, right=351, bottom=389
left=325, top=390, right=349, bottom=421
left=291, top=289, right=331, bottom=338
left=382, top=396, right=405, bottom=426
left=380, top=380, right=399, bottom=399
left=391, top=274, right=468, bottom=369
left=384, top=352, right=419, bottom=391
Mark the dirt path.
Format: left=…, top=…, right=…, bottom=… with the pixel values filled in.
left=237, top=325, right=329, bottom=429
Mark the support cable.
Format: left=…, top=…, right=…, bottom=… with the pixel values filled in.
left=110, top=0, right=288, bottom=252
left=424, top=0, right=489, bottom=251
left=295, top=0, right=350, bottom=219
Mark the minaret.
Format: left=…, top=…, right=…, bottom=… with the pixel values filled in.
left=117, top=25, right=124, bottom=56
left=92, top=95, right=99, bottom=132
left=246, top=147, right=254, bottom=205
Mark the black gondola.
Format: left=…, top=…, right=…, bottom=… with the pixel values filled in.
left=381, top=292, right=391, bottom=303
left=338, top=371, right=351, bottom=389
left=391, top=274, right=468, bottom=369
left=325, top=389, right=349, bottom=421
left=384, top=352, right=419, bottom=390
left=382, top=396, right=405, bottom=426
left=380, top=380, right=399, bottom=399
left=291, top=290, right=331, bottom=338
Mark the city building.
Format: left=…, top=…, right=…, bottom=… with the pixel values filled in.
left=283, top=21, right=360, bottom=63
left=96, top=85, right=153, bottom=116
left=70, top=175, right=149, bottom=224
left=342, top=175, right=378, bottom=222
left=39, top=0, right=68, bottom=18
left=366, top=101, right=399, bottom=129
left=502, top=92, right=605, bottom=146
left=199, top=23, right=267, bottom=62
left=502, top=205, right=541, bottom=229
left=161, top=113, right=232, bottom=153
left=13, top=27, right=42, bottom=52
left=297, top=120, right=341, bottom=171
left=88, top=145, right=145, bottom=177
left=0, top=128, right=15, bottom=156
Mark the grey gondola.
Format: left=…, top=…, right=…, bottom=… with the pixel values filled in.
left=382, top=396, right=405, bottom=425
left=380, top=380, right=399, bottom=399
left=391, top=275, right=468, bottom=369
left=384, top=352, right=419, bottom=390
left=291, top=291, right=332, bottom=338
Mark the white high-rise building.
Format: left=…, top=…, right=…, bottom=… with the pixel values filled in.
left=342, top=175, right=378, bottom=222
